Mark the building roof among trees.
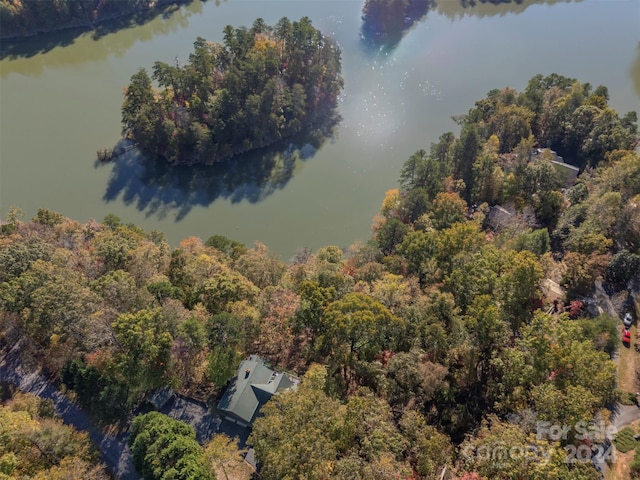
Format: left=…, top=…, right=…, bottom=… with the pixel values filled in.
left=217, top=355, right=293, bottom=425
left=487, top=205, right=514, bottom=230
left=532, top=147, right=580, bottom=185
left=148, top=386, right=175, bottom=410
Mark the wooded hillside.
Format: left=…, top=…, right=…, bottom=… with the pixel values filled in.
left=1, top=73, right=638, bottom=479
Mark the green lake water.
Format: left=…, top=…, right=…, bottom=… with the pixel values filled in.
left=1, top=0, right=638, bottom=257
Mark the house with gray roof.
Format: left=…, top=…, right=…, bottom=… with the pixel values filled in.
left=217, top=355, right=294, bottom=427
left=486, top=204, right=514, bottom=230
left=531, top=148, right=580, bottom=185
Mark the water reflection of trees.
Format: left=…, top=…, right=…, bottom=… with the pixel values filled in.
left=97, top=115, right=340, bottom=221
left=360, top=0, right=579, bottom=53
left=0, top=0, right=206, bottom=64
left=437, top=0, right=583, bottom=20
left=436, top=0, right=581, bottom=20
left=360, top=0, right=435, bottom=53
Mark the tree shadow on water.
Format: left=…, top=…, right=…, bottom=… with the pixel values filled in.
left=360, top=0, right=581, bottom=55
left=97, top=116, right=340, bottom=221
left=360, top=0, right=435, bottom=55
left=0, top=0, right=204, bottom=62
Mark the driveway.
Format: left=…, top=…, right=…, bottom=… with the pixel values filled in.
left=612, top=402, right=640, bottom=431
left=159, top=393, right=250, bottom=448
left=0, top=340, right=139, bottom=480
left=1, top=338, right=252, bottom=479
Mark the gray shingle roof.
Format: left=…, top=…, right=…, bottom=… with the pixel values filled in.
left=217, top=355, right=292, bottom=425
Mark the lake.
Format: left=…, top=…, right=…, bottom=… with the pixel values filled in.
left=1, top=0, right=638, bottom=258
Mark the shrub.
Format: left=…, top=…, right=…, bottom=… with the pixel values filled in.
left=631, top=449, right=640, bottom=478
left=605, top=250, right=640, bottom=291
left=614, top=427, right=637, bottom=453
left=616, top=390, right=637, bottom=406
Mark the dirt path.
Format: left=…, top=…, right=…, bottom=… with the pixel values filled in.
left=0, top=340, right=140, bottom=480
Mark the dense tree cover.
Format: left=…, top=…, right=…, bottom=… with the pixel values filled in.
left=121, top=17, right=343, bottom=164
left=1, top=75, right=637, bottom=479
left=250, top=365, right=423, bottom=479
left=390, top=75, right=638, bottom=280
left=458, top=414, right=601, bottom=480
left=0, top=392, right=109, bottom=479
left=0, top=0, right=185, bottom=39
left=129, top=412, right=214, bottom=480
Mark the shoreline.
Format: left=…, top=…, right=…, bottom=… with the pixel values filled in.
left=0, top=0, right=189, bottom=41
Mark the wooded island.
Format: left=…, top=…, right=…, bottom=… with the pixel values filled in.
left=121, top=17, right=343, bottom=164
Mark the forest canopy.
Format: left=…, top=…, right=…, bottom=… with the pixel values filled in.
left=1, top=73, right=639, bottom=479
left=121, top=17, right=343, bottom=164
left=0, top=392, right=109, bottom=479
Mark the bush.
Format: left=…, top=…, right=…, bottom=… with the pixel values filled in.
left=577, top=313, right=619, bottom=356
left=514, top=228, right=550, bottom=256
left=129, top=412, right=214, bottom=480
left=614, top=427, right=637, bottom=453
left=631, top=449, right=640, bottom=478
left=617, top=390, right=637, bottom=406
left=605, top=250, right=640, bottom=291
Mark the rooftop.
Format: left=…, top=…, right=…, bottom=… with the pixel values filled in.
left=217, top=355, right=293, bottom=425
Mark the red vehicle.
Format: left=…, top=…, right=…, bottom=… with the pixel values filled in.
left=623, top=327, right=632, bottom=345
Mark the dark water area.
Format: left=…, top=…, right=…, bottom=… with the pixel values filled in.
left=360, top=0, right=435, bottom=52
left=98, top=115, right=340, bottom=221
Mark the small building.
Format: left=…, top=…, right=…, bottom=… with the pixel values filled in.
left=147, top=386, right=175, bottom=410
left=217, top=355, right=293, bottom=428
left=531, top=148, right=580, bottom=186
left=541, top=278, right=565, bottom=307
left=551, top=158, right=579, bottom=186
left=486, top=205, right=514, bottom=231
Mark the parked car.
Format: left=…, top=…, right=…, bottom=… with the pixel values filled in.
left=624, top=312, right=633, bottom=328
left=623, top=327, right=632, bottom=344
